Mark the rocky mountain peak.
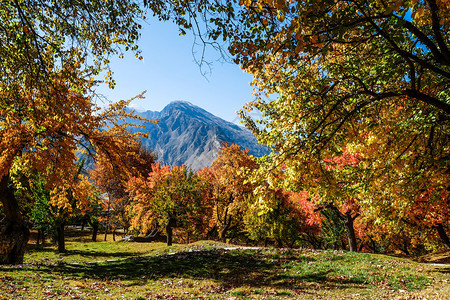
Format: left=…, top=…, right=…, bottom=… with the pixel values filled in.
left=133, top=101, right=267, bottom=170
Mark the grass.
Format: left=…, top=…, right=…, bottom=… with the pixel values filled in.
left=0, top=228, right=448, bottom=299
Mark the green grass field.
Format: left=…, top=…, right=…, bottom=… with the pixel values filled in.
left=0, top=229, right=448, bottom=299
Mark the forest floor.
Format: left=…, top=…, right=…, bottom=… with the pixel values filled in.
left=0, top=228, right=448, bottom=299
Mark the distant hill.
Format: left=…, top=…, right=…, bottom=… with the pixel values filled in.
left=130, top=101, right=268, bottom=170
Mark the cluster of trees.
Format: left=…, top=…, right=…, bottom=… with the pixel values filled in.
left=1, top=0, right=448, bottom=265
left=95, top=143, right=323, bottom=248
left=152, top=0, right=449, bottom=251
left=123, top=143, right=448, bottom=255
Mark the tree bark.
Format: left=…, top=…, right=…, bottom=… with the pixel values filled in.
left=219, top=214, right=232, bottom=243
left=369, top=237, right=377, bottom=254
left=276, top=238, right=283, bottom=248
left=219, top=223, right=230, bottom=243
left=91, top=220, right=99, bottom=242
left=166, top=215, right=176, bottom=246
left=56, top=222, right=65, bottom=253
left=435, top=223, right=450, bottom=249
left=343, top=212, right=358, bottom=252
left=326, top=204, right=358, bottom=252
left=37, top=229, right=42, bottom=246
left=0, top=174, right=30, bottom=265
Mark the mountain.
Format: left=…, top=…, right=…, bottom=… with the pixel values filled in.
left=130, top=101, right=268, bottom=170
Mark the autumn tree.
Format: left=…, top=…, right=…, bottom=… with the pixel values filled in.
left=0, top=73, right=149, bottom=263
left=127, top=164, right=211, bottom=246
left=10, top=157, right=98, bottom=253
left=244, top=188, right=322, bottom=248
left=199, top=143, right=259, bottom=242
left=0, top=74, right=148, bottom=263
left=362, top=182, right=449, bottom=254
left=90, top=141, right=157, bottom=237
left=11, top=167, right=55, bottom=246
left=0, top=1, right=152, bottom=264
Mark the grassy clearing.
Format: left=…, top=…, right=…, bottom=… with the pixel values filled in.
left=0, top=229, right=448, bottom=299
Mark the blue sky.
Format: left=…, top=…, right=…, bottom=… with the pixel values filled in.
left=95, top=17, right=255, bottom=123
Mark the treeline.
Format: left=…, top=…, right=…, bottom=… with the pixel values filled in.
left=12, top=141, right=447, bottom=257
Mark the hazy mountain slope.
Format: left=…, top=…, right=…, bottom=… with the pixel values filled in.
left=132, top=101, right=268, bottom=169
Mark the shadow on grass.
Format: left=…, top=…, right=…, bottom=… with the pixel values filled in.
left=60, top=249, right=143, bottom=258
left=2, top=248, right=432, bottom=293
left=25, top=245, right=143, bottom=260
left=429, top=266, right=450, bottom=274
left=45, top=249, right=369, bottom=290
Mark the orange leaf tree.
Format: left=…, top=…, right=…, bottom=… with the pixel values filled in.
left=90, top=141, right=157, bottom=235
left=0, top=74, right=149, bottom=263
left=127, top=164, right=212, bottom=246
left=0, top=1, right=150, bottom=264
left=198, top=143, right=259, bottom=242
left=11, top=160, right=97, bottom=253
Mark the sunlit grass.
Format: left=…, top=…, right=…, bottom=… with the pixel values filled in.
left=1, top=229, right=448, bottom=299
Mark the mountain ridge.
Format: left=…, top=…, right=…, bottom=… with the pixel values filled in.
left=131, top=101, right=267, bottom=169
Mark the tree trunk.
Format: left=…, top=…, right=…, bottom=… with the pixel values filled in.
left=219, top=223, right=230, bottom=243
left=369, top=237, right=377, bottom=253
left=91, top=220, right=99, bottom=242
left=436, top=223, right=450, bottom=249
left=327, top=204, right=358, bottom=252
left=56, top=222, right=65, bottom=253
left=219, top=214, right=233, bottom=243
left=0, top=174, right=30, bottom=265
left=343, top=212, right=358, bottom=252
left=37, top=229, right=42, bottom=246
left=166, top=215, right=176, bottom=246
left=81, top=218, right=86, bottom=231
left=288, top=237, right=296, bottom=248
left=104, top=196, right=110, bottom=241
left=276, top=238, right=283, bottom=248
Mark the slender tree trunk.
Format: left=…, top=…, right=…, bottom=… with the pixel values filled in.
left=435, top=223, right=450, bottom=249
left=40, top=231, right=46, bottom=245
left=104, top=196, right=110, bottom=241
left=56, top=222, right=65, bottom=253
left=400, top=241, right=410, bottom=256
left=92, top=220, right=99, bottom=242
left=219, top=214, right=233, bottom=243
left=81, top=218, right=86, bottom=231
left=37, top=229, right=42, bottom=246
left=288, top=239, right=296, bottom=248
left=343, top=212, right=358, bottom=252
left=166, top=215, right=176, bottom=246
left=369, top=237, right=377, bottom=253
left=327, top=204, right=358, bottom=252
left=219, top=223, right=230, bottom=243
left=358, top=240, right=364, bottom=252
left=0, top=174, right=30, bottom=265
